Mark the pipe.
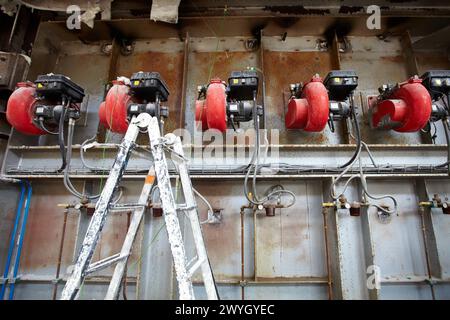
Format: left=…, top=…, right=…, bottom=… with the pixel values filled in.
left=442, top=119, right=450, bottom=176
left=0, top=176, right=21, bottom=184
left=0, top=181, right=26, bottom=299
left=52, top=208, right=69, bottom=300
left=240, top=204, right=253, bottom=300
left=122, top=211, right=131, bottom=300
left=9, top=181, right=32, bottom=300
left=418, top=206, right=436, bottom=300
left=322, top=207, right=333, bottom=300
left=240, top=207, right=245, bottom=300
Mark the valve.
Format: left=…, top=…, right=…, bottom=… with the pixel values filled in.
left=419, top=193, right=450, bottom=215
left=285, top=71, right=358, bottom=132
left=6, top=73, right=84, bottom=135
left=195, top=70, right=263, bottom=132
left=100, top=71, right=170, bottom=134
left=369, top=76, right=432, bottom=132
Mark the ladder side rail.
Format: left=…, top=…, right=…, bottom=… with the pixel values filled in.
left=173, top=138, right=219, bottom=300
left=147, top=116, right=195, bottom=300
left=60, top=118, right=141, bottom=300
left=105, top=167, right=155, bottom=300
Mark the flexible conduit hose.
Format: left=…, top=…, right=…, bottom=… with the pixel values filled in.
left=0, top=180, right=32, bottom=300
left=64, top=118, right=101, bottom=200
left=8, top=182, right=32, bottom=300
left=330, top=100, right=398, bottom=215
left=0, top=181, right=25, bottom=299
left=80, top=135, right=111, bottom=171
left=57, top=100, right=68, bottom=172
left=339, top=94, right=361, bottom=169
left=430, top=94, right=450, bottom=172
left=244, top=92, right=296, bottom=207
left=434, top=118, right=450, bottom=175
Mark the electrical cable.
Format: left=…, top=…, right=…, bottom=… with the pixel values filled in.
left=339, top=94, right=361, bottom=168
left=57, top=99, right=68, bottom=172
left=38, top=118, right=58, bottom=135
left=63, top=118, right=101, bottom=200
left=357, top=154, right=398, bottom=215
left=329, top=97, right=398, bottom=215
left=435, top=118, right=450, bottom=175
left=243, top=91, right=296, bottom=208
left=193, top=187, right=214, bottom=222
left=80, top=135, right=112, bottom=171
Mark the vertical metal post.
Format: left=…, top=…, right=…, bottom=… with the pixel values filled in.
left=360, top=205, right=380, bottom=300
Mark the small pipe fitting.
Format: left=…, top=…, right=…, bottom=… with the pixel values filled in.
left=349, top=201, right=361, bottom=217
left=0, top=176, right=21, bottom=183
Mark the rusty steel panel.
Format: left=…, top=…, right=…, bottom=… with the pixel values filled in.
left=186, top=180, right=251, bottom=281
left=116, top=51, right=185, bottom=134
left=18, top=180, right=140, bottom=281
left=263, top=50, right=339, bottom=144
left=189, top=51, right=259, bottom=82
left=340, top=36, right=425, bottom=145
left=415, top=52, right=450, bottom=75
left=185, top=49, right=261, bottom=133
left=255, top=181, right=326, bottom=279
left=0, top=185, right=22, bottom=270
left=20, top=181, right=81, bottom=276
left=368, top=180, right=428, bottom=278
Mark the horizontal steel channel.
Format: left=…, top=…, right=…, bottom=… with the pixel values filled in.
left=3, top=274, right=137, bottom=284
left=7, top=144, right=449, bottom=150
left=3, top=173, right=449, bottom=179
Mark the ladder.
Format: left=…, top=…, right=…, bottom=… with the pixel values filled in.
left=60, top=113, right=218, bottom=300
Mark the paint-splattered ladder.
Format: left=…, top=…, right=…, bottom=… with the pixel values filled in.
left=60, top=113, right=218, bottom=300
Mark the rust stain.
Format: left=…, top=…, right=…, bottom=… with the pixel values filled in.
left=264, top=6, right=330, bottom=15
left=380, top=55, right=404, bottom=63
left=191, top=51, right=260, bottom=85
left=20, top=184, right=71, bottom=274
left=415, top=52, right=450, bottom=74
left=339, top=6, right=364, bottom=14
left=191, top=181, right=245, bottom=279
left=19, top=181, right=133, bottom=278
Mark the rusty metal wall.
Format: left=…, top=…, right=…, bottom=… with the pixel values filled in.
left=0, top=17, right=450, bottom=300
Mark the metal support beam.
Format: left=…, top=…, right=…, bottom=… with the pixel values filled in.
left=360, top=205, right=379, bottom=299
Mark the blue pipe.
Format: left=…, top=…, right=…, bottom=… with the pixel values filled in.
left=9, top=181, right=32, bottom=300
left=0, top=181, right=25, bottom=300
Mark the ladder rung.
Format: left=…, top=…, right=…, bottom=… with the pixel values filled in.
left=85, top=253, right=127, bottom=275
left=109, top=204, right=145, bottom=211
left=176, top=205, right=197, bottom=212
left=188, top=257, right=206, bottom=278
left=185, top=255, right=198, bottom=270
